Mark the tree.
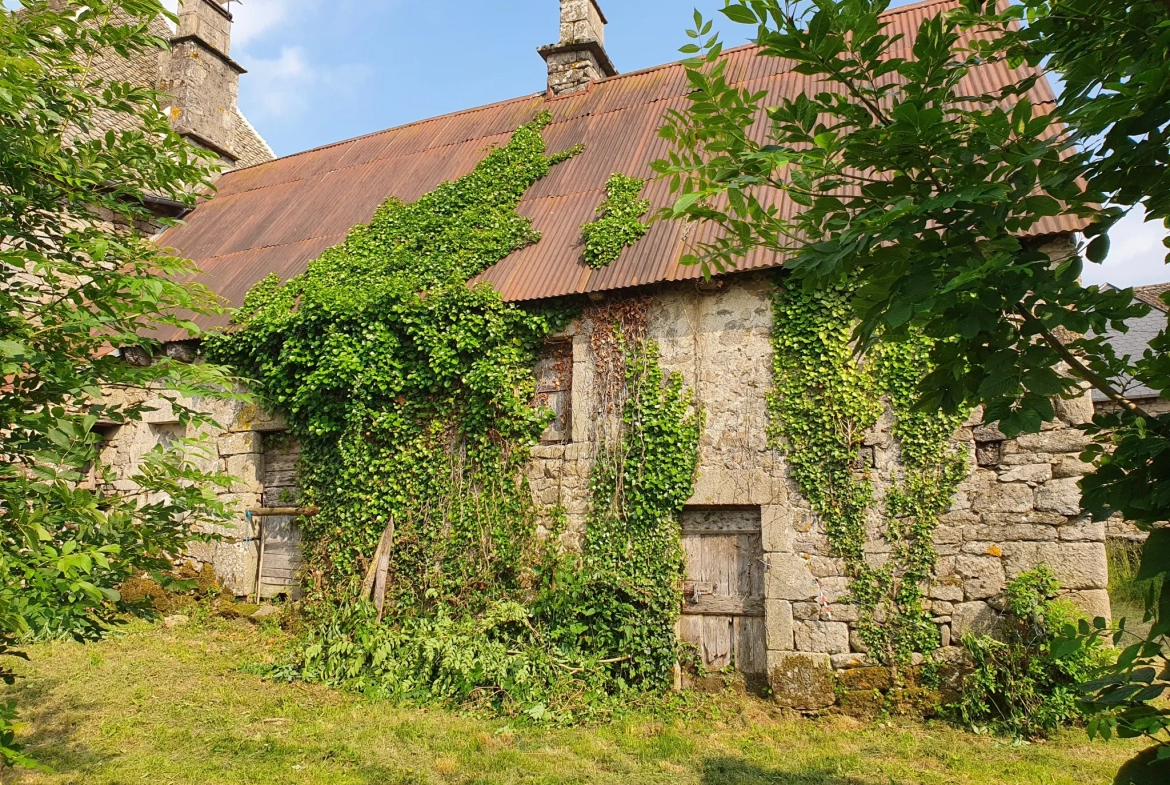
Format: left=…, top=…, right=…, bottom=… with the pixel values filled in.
left=654, top=0, right=1170, bottom=776
left=0, top=0, right=239, bottom=768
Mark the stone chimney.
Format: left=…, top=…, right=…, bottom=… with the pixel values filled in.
left=162, top=0, right=246, bottom=162
left=538, top=0, right=618, bottom=97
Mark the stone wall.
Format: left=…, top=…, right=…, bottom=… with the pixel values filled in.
left=105, top=272, right=1110, bottom=708
left=527, top=274, right=1107, bottom=708
left=98, top=390, right=289, bottom=596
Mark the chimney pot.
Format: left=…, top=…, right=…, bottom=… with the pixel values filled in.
left=539, top=0, right=617, bottom=97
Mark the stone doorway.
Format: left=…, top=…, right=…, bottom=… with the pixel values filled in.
left=679, top=507, right=767, bottom=681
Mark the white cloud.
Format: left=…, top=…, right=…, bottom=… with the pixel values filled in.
left=244, top=45, right=370, bottom=121
left=1082, top=206, right=1170, bottom=289
left=230, top=0, right=314, bottom=49
left=244, top=46, right=313, bottom=118
left=159, top=1, right=309, bottom=48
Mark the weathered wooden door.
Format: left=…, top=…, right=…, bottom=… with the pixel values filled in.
left=679, top=507, right=767, bottom=675
left=258, top=434, right=303, bottom=599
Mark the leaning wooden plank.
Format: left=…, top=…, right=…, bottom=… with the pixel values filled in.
left=360, top=518, right=395, bottom=602
left=373, top=517, right=396, bottom=623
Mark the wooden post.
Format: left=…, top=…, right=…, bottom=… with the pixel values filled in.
left=253, top=518, right=266, bottom=604
left=247, top=507, right=320, bottom=517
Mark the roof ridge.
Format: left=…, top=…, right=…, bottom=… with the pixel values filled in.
left=878, top=0, right=961, bottom=17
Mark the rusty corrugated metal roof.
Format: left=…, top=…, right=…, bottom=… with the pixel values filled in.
left=159, top=0, right=1084, bottom=333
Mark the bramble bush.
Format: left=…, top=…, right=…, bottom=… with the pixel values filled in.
left=950, top=566, right=1110, bottom=739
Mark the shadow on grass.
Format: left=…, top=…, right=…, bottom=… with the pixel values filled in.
left=5, top=672, right=114, bottom=777
left=702, top=756, right=875, bottom=785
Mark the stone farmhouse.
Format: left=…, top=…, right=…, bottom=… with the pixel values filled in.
left=102, top=0, right=1114, bottom=705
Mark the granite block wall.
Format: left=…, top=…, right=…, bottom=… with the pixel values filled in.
left=526, top=274, right=1108, bottom=707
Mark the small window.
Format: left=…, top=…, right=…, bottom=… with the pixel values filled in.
left=535, top=341, right=573, bottom=444
left=94, top=423, right=121, bottom=443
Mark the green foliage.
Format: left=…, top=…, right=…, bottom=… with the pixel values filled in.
left=209, top=117, right=702, bottom=718
left=0, top=0, right=243, bottom=770
left=656, top=0, right=1170, bottom=768
left=768, top=279, right=967, bottom=665
left=951, top=566, right=1110, bottom=739
left=1067, top=528, right=1170, bottom=761
left=542, top=338, right=703, bottom=690
left=208, top=114, right=569, bottom=608
left=288, top=600, right=587, bottom=714
left=963, top=0, right=1170, bottom=239
left=581, top=174, right=651, bottom=268
left=767, top=281, right=882, bottom=563
left=1108, top=540, right=1156, bottom=609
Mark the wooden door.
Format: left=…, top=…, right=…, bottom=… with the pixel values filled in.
left=679, top=507, right=766, bottom=675
left=258, top=434, right=303, bottom=599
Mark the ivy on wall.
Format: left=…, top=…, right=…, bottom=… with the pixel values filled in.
left=207, top=114, right=574, bottom=612
left=541, top=319, right=704, bottom=691
left=768, top=279, right=968, bottom=666
left=581, top=174, right=651, bottom=269
left=207, top=116, right=700, bottom=719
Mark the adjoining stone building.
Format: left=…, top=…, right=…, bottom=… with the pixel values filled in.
left=1094, top=283, right=1170, bottom=543
left=129, top=0, right=273, bottom=173
left=82, top=0, right=273, bottom=231
left=103, top=0, right=1112, bottom=705
left=1094, top=283, right=1170, bottom=419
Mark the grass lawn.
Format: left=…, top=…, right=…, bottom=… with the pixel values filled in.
left=1, top=617, right=1144, bottom=785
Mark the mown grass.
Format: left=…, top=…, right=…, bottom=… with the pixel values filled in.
left=2, top=617, right=1144, bottom=785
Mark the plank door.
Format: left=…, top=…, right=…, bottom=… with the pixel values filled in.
left=679, top=507, right=766, bottom=675
left=258, top=434, right=303, bottom=599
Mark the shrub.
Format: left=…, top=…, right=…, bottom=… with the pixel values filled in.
left=950, top=565, right=1111, bottom=738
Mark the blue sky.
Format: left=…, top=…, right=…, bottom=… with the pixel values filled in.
left=202, top=1, right=731, bottom=157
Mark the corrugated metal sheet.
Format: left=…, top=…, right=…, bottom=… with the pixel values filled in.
left=159, top=0, right=1086, bottom=333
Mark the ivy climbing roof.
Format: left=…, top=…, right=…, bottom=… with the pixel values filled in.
left=158, top=0, right=1084, bottom=336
